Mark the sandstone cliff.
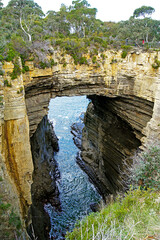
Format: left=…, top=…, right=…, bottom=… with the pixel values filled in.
left=81, top=95, right=154, bottom=197
left=1, top=49, right=160, bottom=233
left=0, top=61, right=33, bottom=237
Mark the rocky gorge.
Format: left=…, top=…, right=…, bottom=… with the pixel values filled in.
left=0, top=48, right=160, bottom=238
left=29, top=115, right=61, bottom=239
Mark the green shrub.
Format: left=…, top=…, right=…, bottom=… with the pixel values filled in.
left=121, top=50, right=128, bottom=58
left=79, top=56, right=88, bottom=65
left=0, top=69, right=4, bottom=76
left=92, top=48, right=98, bottom=56
left=0, top=202, right=11, bottom=211
left=66, top=189, right=160, bottom=240
left=22, top=65, right=30, bottom=73
left=93, top=36, right=104, bottom=44
left=101, top=40, right=108, bottom=49
left=63, top=62, right=67, bottom=67
left=5, top=48, right=18, bottom=62
left=10, top=61, right=21, bottom=80
left=9, top=210, right=22, bottom=231
left=0, top=96, right=3, bottom=106
left=131, top=146, right=160, bottom=190
left=152, top=58, right=160, bottom=69
left=121, top=45, right=131, bottom=50
left=17, top=87, right=23, bottom=94
left=4, top=79, right=12, bottom=87
left=0, top=195, right=22, bottom=238
left=0, top=54, right=4, bottom=61
left=50, top=59, right=57, bottom=67
left=92, top=56, right=97, bottom=64
left=39, top=61, right=50, bottom=69
left=110, top=58, right=117, bottom=64
left=100, top=53, right=106, bottom=60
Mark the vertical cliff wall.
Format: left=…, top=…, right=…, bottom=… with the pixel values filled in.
left=0, top=62, right=33, bottom=228
left=81, top=95, right=154, bottom=197
left=1, top=49, right=160, bottom=235
left=28, top=115, right=60, bottom=239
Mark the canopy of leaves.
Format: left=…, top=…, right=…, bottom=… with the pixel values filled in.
left=133, top=6, right=155, bottom=18
left=0, top=0, right=3, bottom=9
left=1, top=0, right=44, bottom=42
left=0, top=1, right=159, bottom=65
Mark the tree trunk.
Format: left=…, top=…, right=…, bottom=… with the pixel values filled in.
left=20, top=16, right=32, bottom=42
left=146, top=32, right=149, bottom=43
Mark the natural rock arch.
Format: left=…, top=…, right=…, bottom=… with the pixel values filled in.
left=1, top=49, right=160, bottom=226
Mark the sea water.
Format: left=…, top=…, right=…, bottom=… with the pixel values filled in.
left=47, top=96, right=101, bottom=239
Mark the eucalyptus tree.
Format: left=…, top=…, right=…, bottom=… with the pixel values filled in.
left=0, top=0, right=4, bottom=49
left=0, top=0, right=3, bottom=19
left=44, top=4, right=70, bottom=37
left=132, top=6, right=155, bottom=42
left=133, top=6, right=155, bottom=18
left=67, top=0, right=97, bottom=37
left=0, top=0, right=3, bottom=9
left=117, top=6, right=159, bottom=43
left=2, top=0, right=44, bottom=42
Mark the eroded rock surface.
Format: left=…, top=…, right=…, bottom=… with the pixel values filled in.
left=1, top=49, right=160, bottom=233
left=28, top=115, right=61, bottom=239
left=81, top=95, right=154, bottom=198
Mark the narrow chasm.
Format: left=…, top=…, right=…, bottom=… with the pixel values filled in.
left=28, top=96, right=101, bottom=240
left=46, top=96, right=101, bottom=239
left=81, top=95, right=154, bottom=199
left=27, top=94, right=154, bottom=239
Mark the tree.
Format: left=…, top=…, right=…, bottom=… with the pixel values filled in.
left=133, top=6, right=155, bottom=42
left=67, top=0, right=97, bottom=37
left=0, top=0, right=3, bottom=9
left=44, top=4, right=70, bottom=37
left=4, top=0, right=44, bottom=41
left=133, top=6, right=155, bottom=18
left=117, top=16, right=160, bottom=43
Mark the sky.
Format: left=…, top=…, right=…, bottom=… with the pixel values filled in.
left=2, top=0, right=160, bottom=22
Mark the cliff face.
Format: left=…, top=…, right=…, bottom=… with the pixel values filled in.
left=28, top=115, right=60, bottom=240
left=81, top=95, right=154, bottom=197
left=23, top=49, right=160, bottom=142
left=1, top=49, right=160, bottom=231
left=0, top=61, right=33, bottom=224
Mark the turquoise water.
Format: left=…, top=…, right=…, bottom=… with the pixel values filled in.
left=47, top=96, right=101, bottom=239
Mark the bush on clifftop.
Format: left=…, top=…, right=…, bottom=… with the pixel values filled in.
left=66, top=145, right=160, bottom=239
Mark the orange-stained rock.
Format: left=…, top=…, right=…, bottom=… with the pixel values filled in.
left=0, top=49, right=160, bottom=229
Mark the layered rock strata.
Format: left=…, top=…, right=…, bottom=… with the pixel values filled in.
left=1, top=49, right=160, bottom=233
left=71, top=113, right=85, bottom=149
left=28, top=115, right=61, bottom=239
left=81, top=95, right=154, bottom=198
left=1, top=61, right=33, bottom=226
left=23, top=49, right=160, bottom=138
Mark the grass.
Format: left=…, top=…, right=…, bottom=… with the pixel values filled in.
left=0, top=181, right=23, bottom=239
left=66, top=145, right=160, bottom=239
left=66, top=188, right=160, bottom=240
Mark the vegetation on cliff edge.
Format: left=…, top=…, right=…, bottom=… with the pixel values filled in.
left=66, top=146, right=160, bottom=239
left=0, top=0, right=160, bottom=71
left=0, top=178, right=24, bottom=239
